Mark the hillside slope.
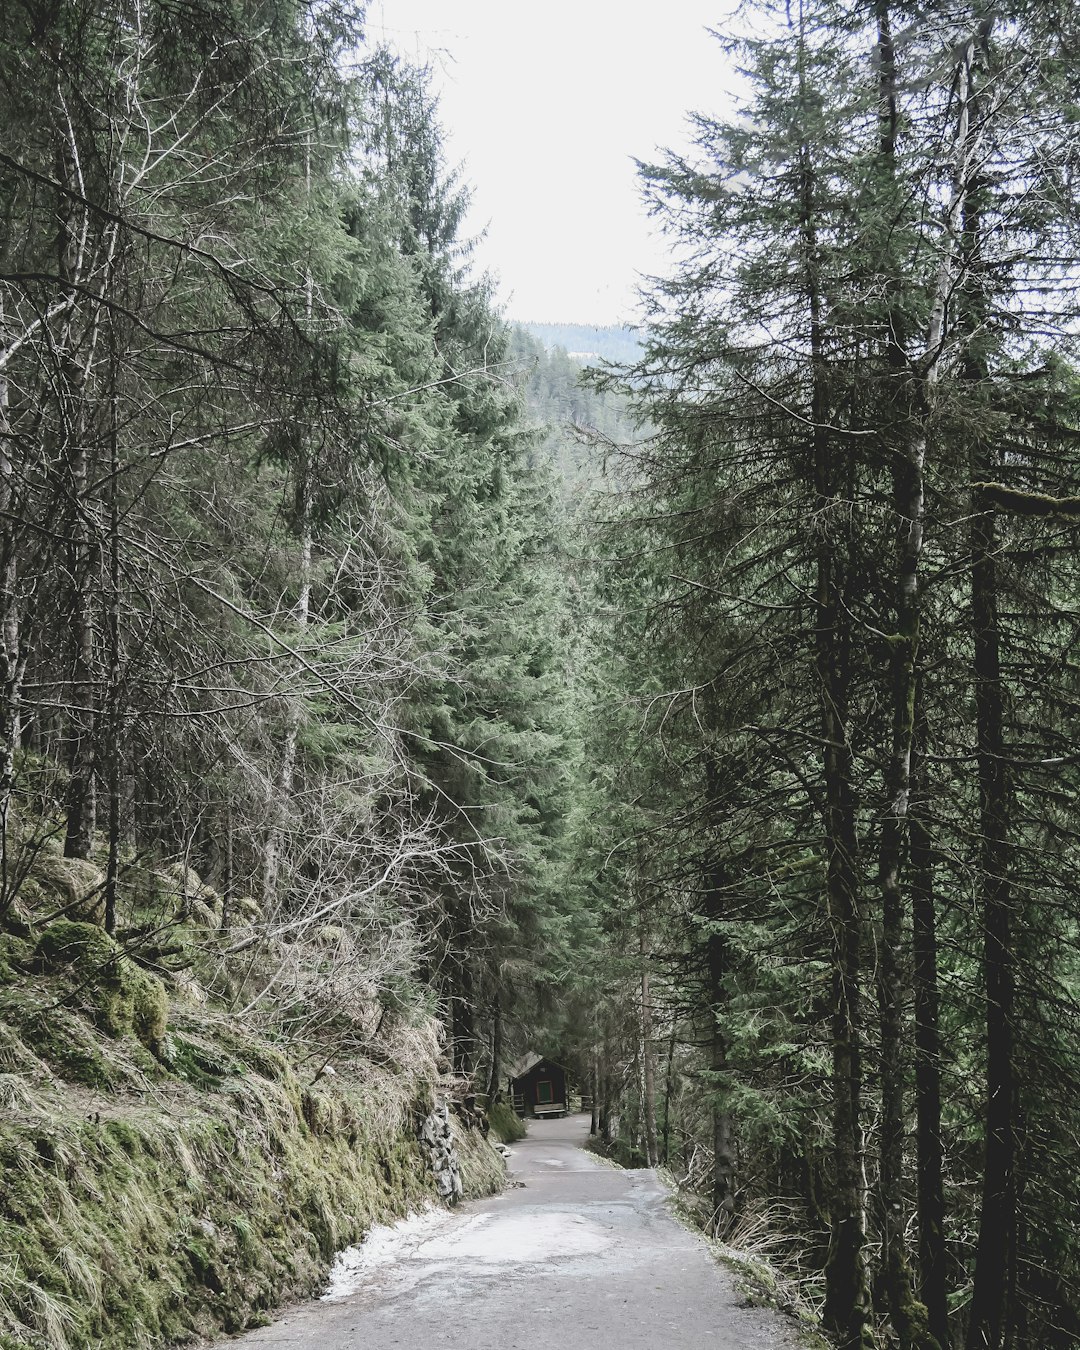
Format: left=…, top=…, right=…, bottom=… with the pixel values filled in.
left=0, top=841, right=504, bottom=1350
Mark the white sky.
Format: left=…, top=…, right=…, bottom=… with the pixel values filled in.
left=366, top=1, right=742, bottom=326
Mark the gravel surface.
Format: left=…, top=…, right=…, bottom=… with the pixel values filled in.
left=228, top=1113, right=802, bottom=1349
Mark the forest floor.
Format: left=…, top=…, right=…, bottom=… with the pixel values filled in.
left=226, top=1114, right=805, bottom=1350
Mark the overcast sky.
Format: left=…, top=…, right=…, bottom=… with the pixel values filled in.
left=366, top=1, right=740, bottom=326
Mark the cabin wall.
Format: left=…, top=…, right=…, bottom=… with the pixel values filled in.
left=511, top=1062, right=569, bottom=1115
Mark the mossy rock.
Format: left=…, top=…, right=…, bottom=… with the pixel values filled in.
left=121, top=861, right=172, bottom=916
left=162, top=863, right=221, bottom=910
left=487, top=1100, right=527, bottom=1143
left=34, top=921, right=168, bottom=1049
left=169, top=1036, right=232, bottom=1089
left=16, top=1005, right=117, bottom=1087
left=167, top=861, right=203, bottom=889
left=30, top=852, right=106, bottom=923
left=451, top=1116, right=506, bottom=1199
left=245, top=1044, right=289, bottom=1081
left=1, top=883, right=41, bottom=935
left=0, top=933, right=32, bottom=987
left=36, top=919, right=118, bottom=971
left=170, top=970, right=209, bottom=1005
left=184, top=897, right=220, bottom=929
left=131, top=968, right=168, bottom=1048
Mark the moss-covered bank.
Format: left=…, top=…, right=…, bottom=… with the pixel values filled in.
left=486, top=1100, right=527, bottom=1144
left=0, top=914, right=503, bottom=1349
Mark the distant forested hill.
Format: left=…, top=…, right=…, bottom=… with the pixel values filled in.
left=521, top=322, right=643, bottom=366
left=510, top=326, right=641, bottom=488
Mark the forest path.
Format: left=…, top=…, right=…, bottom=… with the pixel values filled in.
left=229, top=1114, right=800, bottom=1349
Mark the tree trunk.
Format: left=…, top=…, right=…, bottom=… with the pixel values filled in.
left=103, top=329, right=122, bottom=937
left=261, top=464, right=311, bottom=910
left=956, top=32, right=1015, bottom=1337
left=485, top=996, right=503, bottom=1102
left=0, top=371, right=23, bottom=913
left=57, top=141, right=98, bottom=862
left=599, top=1025, right=613, bottom=1142
left=450, top=931, right=477, bottom=1081
left=220, top=801, right=234, bottom=933
left=708, top=922, right=734, bottom=1230
left=701, top=789, right=735, bottom=1230
left=795, top=83, right=871, bottom=1344
left=871, top=7, right=937, bottom=1344
left=662, top=1023, right=677, bottom=1165
left=964, top=484, right=1015, bottom=1350
left=640, top=925, right=659, bottom=1167
left=911, top=738, right=949, bottom=1350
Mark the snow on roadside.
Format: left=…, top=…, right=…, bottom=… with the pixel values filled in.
left=321, top=1207, right=457, bottom=1301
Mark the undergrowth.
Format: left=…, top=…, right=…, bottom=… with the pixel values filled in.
left=662, top=1176, right=830, bottom=1348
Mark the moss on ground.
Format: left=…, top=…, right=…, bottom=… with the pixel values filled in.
left=450, top=1116, right=506, bottom=1199
left=32, top=921, right=169, bottom=1051
left=0, top=821, right=486, bottom=1350
left=0, top=911, right=455, bottom=1347
left=661, top=1176, right=830, bottom=1348
left=0, top=1004, right=443, bottom=1349
left=486, top=1101, right=527, bottom=1143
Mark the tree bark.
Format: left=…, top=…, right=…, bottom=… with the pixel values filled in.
left=794, top=70, right=872, bottom=1343
left=590, top=1047, right=599, bottom=1135
left=662, top=1023, right=677, bottom=1165
left=640, top=925, right=659, bottom=1167
left=872, top=7, right=936, bottom=1340
left=702, top=757, right=735, bottom=1228
left=261, top=462, right=311, bottom=910
left=0, top=370, right=23, bottom=913
left=599, top=1027, right=612, bottom=1142
left=59, top=147, right=97, bottom=862
left=485, top=995, right=503, bottom=1102
left=911, top=736, right=949, bottom=1350
left=450, top=918, right=477, bottom=1080
left=707, top=920, right=734, bottom=1231
left=220, top=801, right=234, bottom=933
left=964, top=487, right=1016, bottom=1350
left=955, top=27, right=1016, bottom=1340
left=103, top=324, right=122, bottom=937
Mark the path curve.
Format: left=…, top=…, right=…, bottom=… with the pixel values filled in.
left=229, top=1114, right=800, bottom=1349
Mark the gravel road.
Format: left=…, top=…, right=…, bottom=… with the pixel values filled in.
left=230, top=1113, right=800, bottom=1349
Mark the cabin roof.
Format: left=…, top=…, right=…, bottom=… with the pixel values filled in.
left=508, top=1052, right=569, bottom=1083
left=507, top=1051, right=544, bottom=1080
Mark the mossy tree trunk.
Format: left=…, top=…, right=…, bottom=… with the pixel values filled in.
left=701, top=758, right=734, bottom=1230
left=964, top=490, right=1016, bottom=1350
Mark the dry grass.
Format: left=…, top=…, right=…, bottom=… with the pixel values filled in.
left=661, top=1179, right=829, bottom=1347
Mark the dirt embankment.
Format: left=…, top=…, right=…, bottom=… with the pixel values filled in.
left=0, top=849, right=504, bottom=1350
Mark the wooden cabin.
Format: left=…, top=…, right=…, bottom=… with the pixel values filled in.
left=509, top=1053, right=570, bottom=1118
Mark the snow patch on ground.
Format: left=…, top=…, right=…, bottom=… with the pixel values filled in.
left=321, top=1208, right=456, bottom=1301
left=416, top=1211, right=609, bottom=1262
